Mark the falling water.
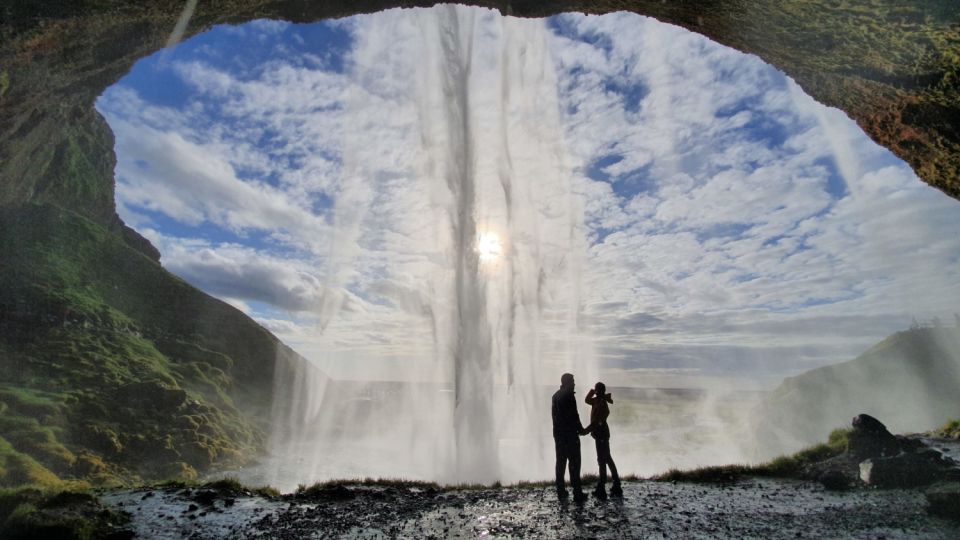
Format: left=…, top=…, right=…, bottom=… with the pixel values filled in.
left=259, top=6, right=595, bottom=488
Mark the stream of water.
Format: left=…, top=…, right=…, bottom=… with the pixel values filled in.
left=264, top=5, right=596, bottom=487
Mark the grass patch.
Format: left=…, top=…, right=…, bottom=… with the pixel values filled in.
left=294, top=477, right=442, bottom=497
left=201, top=476, right=279, bottom=498
left=935, top=418, right=960, bottom=439
left=150, top=476, right=280, bottom=498
left=0, top=436, right=63, bottom=488
left=654, top=428, right=852, bottom=483
left=290, top=473, right=650, bottom=496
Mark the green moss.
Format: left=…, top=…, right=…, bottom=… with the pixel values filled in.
left=0, top=71, right=8, bottom=99
left=295, top=478, right=443, bottom=497
left=936, top=418, right=960, bottom=439
left=0, top=437, right=62, bottom=488
left=0, top=204, right=271, bottom=488
left=0, top=488, right=41, bottom=525
left=5, top=502, right=39, bottom=524
left=0, top=387, right=63, bottom=418
left=0, top=488, right=128, bottom=540
left=70, top=453, right=108, bottom=479
left=202, top=477, right=246, bottom=492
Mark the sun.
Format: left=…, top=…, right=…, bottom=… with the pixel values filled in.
left=476, top=232, right=503, bottom=263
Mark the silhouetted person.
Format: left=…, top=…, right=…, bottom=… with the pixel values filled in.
left=585, top=382, right=621, bottom=499
left=552, top=372, right=588, bottom=503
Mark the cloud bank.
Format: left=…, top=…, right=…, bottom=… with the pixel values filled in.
left=97, top=9, right=960, bottom=388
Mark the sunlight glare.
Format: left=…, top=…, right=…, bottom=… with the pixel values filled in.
left=477, top=232, right=503, bottom=263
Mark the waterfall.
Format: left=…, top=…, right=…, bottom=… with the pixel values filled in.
left=261, top=5, right=593, bottom=489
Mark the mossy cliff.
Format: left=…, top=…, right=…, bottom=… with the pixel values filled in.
left=0, top=204, right=303, bottom=487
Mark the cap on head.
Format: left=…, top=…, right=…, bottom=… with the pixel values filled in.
left=595, top=382, right=606, bottom=395
left=561, top=373, right=574, bottom=387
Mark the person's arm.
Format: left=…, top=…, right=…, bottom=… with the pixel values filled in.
left=564, top=392, right=587, bottom=435
left=583, top=407, right=597, bottom=434
left=585, top=388, right=597, bottom=405
left=587, top=400, right=604, bottom=432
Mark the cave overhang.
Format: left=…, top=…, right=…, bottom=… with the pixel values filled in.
left=1, top=0, right=957, bottom=225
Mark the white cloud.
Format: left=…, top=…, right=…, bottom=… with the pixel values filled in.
left=111, top=118, right=330, bottom=236
left=548, top=12, right=960, bottom=381
left=98, top=8, right=960, bottom=388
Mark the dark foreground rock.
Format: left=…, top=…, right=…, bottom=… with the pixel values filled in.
left=845, top=414, right=960, bottom=489
left=102, top=479, right=960, bottom=539
left=849, top=413, right=903, bottom=459
left=926, top=482, right=960, bottom=522
left=816, top=469, right=851, bottom=491
left=860, top=450, right=957, bottom=488
left=0, top=490, right=133, bottom=540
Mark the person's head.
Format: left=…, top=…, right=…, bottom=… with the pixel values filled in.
left=594, top=382, right=606, bottom=396
left=560, top=373, right=575, bottom=390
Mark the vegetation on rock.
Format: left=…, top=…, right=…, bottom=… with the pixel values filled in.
left=0, top=487, right=130, bottom=540
left=937, top=419, right=960, bottom=439
left=0, top=204, right=301, bottom=488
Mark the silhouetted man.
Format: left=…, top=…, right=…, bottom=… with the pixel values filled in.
left=552, top=372, right=587, bottom=503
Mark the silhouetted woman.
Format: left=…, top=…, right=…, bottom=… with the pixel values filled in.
left=585, top=382, right=622, bottom=499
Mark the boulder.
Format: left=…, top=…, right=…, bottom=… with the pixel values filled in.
left=848, top=414, right=901, bottom=459
left=852, top=413, right=889, bottom=434
left=860, top=454, right=947, bottom=488
left=926, top=482, right=960, bottom=521
left=193, top=490, right=218, bottom=506
left=817, top=469, right=851, bottom=491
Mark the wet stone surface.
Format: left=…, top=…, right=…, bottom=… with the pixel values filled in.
left=103, top=478, right=960, bottom=539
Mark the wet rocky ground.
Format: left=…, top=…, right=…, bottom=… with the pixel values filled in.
left=101, top=476, right=960, bottom=539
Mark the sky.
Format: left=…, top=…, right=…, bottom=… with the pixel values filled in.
left=95, top=7, right=960, bottom=390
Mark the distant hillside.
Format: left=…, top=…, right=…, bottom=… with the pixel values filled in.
left=0, top=203, right=309, bottom=488
left=751, top=326, right=960, bottom=459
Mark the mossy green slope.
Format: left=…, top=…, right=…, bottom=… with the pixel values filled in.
left=0, top=204, right=297, bottom=488
left=754, top=326, right=960, bottom=456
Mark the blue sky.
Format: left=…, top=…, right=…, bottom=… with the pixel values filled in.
left=96, top=7, right=960, bottom=389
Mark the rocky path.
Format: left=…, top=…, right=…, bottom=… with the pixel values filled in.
left=102, top=478, right=959, bottom=539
